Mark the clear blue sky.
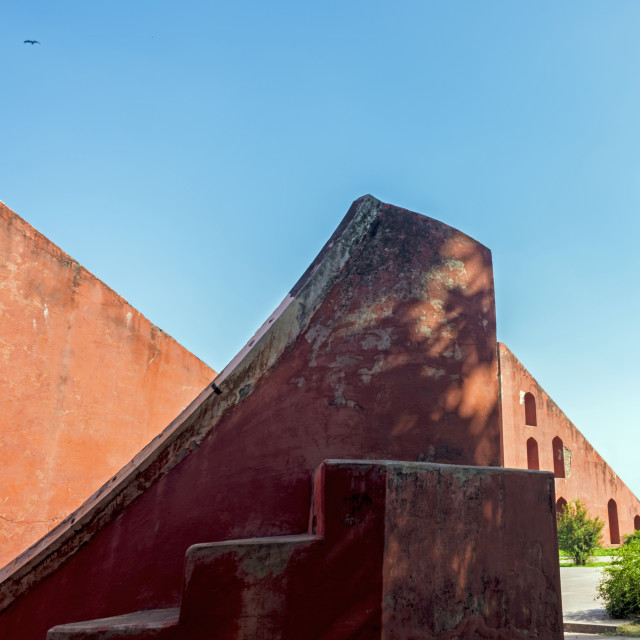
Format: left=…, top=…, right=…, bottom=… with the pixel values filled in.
left=2, top=2, right=640, bottom=498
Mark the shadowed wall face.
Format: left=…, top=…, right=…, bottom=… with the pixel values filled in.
left=262, top=203, right=502, bottom=469
left=381, top=463, right=562, bottom=638
left=0, top=203, right=215, bottom=567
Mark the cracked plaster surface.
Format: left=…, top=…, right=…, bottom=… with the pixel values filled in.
left=0, top=514, right=63, bottom=527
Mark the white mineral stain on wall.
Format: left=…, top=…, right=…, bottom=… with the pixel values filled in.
left=126, top=312, right=133, bottom=328
left=563, top=446, right=572, bottom=478
left=358, top=355, right=384, bottom=384
left=360, top=328, right=392, bottom=351
left=422, top=258, right=468, bottom=291
left=43, top=304, right=49, bottom=320
left=305, top=323, right=332, bottom=367
left=422, top=365, right=445, bottom=379
left=519, top=390, right=525, bottom=405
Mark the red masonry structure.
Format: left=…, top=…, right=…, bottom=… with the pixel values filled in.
left=499, top=342, right=640, bottom=544
left=0, top=195, right=574, bottom=638
left=0, top=202, right=215, bottom=568
left=48, top=460, right=562, bottom=640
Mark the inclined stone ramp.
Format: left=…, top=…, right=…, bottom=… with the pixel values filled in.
left=0, top=196, right=561, bottom=638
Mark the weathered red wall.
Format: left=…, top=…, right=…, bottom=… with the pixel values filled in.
left=499, top=342, right=640, bottom=543
left=50, top=460, right=562, bottom=639
left=380, top=461, right=561, bottom=638
left=0, top=202, right=215, bottom=568
left=0, top=196, right=503, bottom=638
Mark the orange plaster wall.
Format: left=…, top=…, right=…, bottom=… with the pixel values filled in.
left=0, top=202, right=215, bottom=568
left=499, top=342, right=640, bottom=544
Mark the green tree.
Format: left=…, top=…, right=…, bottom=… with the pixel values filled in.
left=597, top=536, right=640, bottom=618
left=557, top=499, right=604, bottom=566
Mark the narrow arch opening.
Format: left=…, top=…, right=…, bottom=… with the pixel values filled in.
left=524, top=392, right=537, bottom=426
left=556, top=497, right=567, bottom=518
left=608, top=499, right=620, bottom=544
left=526, top=437, right=539, bottom=471
left=552, top=436, right=565, bottom=478
left=635, top=515, right=640, bottom=531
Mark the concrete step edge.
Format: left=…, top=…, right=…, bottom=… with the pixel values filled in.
left=564, top=621, right=619, bottom=634
left=47, top=608, right=180, bottom=638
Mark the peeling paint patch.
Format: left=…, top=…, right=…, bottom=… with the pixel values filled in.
left=417, top=444, right=436, bottom=462
left=305, top=324, right=331, bottom=345
left=414, top=314, right=433, bottom=339
left=328, top=355, right=361, bottom=368
left=360, top=328, right=392, bottom=351
left=422, top=365, right=445, bottom=380
left=328, top=370, right=346, bottom=407
left=327, top=370, right=363, bottom=410
left=563, top=447, right=572, bottom=478
left=305, top=323, right=331, bottom=366
left=240, top=545, right=293, bottom=579
left=443, top=257, right=465, bottom=272
left=126, top=312, right=133, bottom=328
left=237, top=382, right=254, bottom=402
left=358, top=355, right=384, bottom=384
left=422, top=258, right=468, bottom=291
left=344, top=305, right=392, bottom=330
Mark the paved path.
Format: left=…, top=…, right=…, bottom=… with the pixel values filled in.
left=561, top=556, right=616, bottom=564
left=565, top=634, right=628, bottom=639
left=561, top=566, right=630, bottom=637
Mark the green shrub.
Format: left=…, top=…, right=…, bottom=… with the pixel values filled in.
left=615, top=621, right=640, bottom=637
left=623, top=530, right=640, bottom=546
left=557, top=499, right=604, bottom=566
left=598, top=538, right=640, bottom=618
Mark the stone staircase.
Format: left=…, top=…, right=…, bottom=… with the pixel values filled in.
left=47, top=609, right=180, bottom=640
left=47, top=460, right=562, bottom=640
left=0, top=197, right=511, bottom=639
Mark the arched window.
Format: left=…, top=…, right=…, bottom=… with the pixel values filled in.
left=527, top=437, right=539, bottom=471
left=556, top=497, right=567, bottom=518
left=608, top=499, right=620, bottom=544
left=635, top=515, right=640, bottom=531
left=552, top=437, right=565, bottom=478
left=524, top=392, right=537, bottom=426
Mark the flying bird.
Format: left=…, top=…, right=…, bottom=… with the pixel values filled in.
left=23, top=40, right=40, bottom=45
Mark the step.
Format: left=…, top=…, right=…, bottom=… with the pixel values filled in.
left=46, top=461, right=563, bottom=639
left=47, top=608, right=180, bottom=639
left=179, top=534, right=321, bottom=635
